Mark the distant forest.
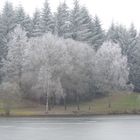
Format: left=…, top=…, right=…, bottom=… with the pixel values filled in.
left=0, top=0, right=140, bottom=109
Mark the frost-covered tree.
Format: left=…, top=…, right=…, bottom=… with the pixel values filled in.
left=0, top=2, right=16, bottom=38
left=23, top=34, right=96, bottom=110
left=106, top=23, right=138, bottom=92
left=127, top=24, right=138, bottom=56
left=0, top=2, right=16, bottom=82
left=70, top=0, right=92, bottom=42
left=78, top=7, right=93, bottom=42
left=106, top=24, right=132, bottom=55
left=61, top=39, right=96, bottom=109
left=0, top=2, right=16, bottom=59
left=94, top=41, right=132, bottom=94
left=129, top=35, right=140, bottom=92
left=1, top=25, right=28, bottom=92
left=126, top=24, right=138, bottom=91
left=23, top=15, right=33, bottom=38
left=31, top=9, right=42, bottom=37
left=15, top=5, right=26, bottom=28
left=70, top=0, right=80, bottom=40
left=0, top=82, right=20, bottom=116
left=40, top=0, right=54, bottom=33
left=24, top=34, right=69, bottom=111
left=55, top=2, right=71, bottom=38
left=0, top=15, right=6, bottom=62
left=106, top=23, right=117, bottom=43
left=15, top=6, right=33, bottom=38
left=90, top=16, right=105, bottom=50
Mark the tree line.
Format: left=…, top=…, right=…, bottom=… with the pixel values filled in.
left=0, top=0, right=139, bottom=111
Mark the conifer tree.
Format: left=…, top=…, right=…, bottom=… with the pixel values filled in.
left=55, top=1, right=71, bottom=38
left=15, top=5, right=26, bottom=28
left=41, top=0, right=54, bottom=33
left=31, top=9, right=42, bottom=37
left=90, top=16, right=105, bottom=50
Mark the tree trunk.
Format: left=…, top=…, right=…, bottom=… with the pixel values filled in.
left=45, top=94, right=49, bottom=113
left=108, top=95, right=111, bottom=108
left=48, top=98, right=51, bottom=111
left=18, top=65, right=22, bottom=89
left=89, top=106, right=91, bottom=110
left=52, top=93, right=56, bottom=109
left=64, top=96, right=67, bottom=110
left=4, top=104, right=10, bottom=116
left=76, top=93, right=80, bottom=110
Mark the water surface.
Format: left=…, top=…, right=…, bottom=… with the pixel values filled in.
left=0, top=115, right=140, bottom=140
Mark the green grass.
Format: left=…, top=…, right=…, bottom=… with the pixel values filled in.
left=1, top=92, right=140, bottom=116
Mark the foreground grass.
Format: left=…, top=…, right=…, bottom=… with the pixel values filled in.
left=1, top=92, right=140, bottom=116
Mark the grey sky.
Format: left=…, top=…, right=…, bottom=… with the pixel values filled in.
left=0, top=0, right=140, bottom=30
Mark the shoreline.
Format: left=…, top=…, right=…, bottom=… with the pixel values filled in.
left=0, top=112, right=140, bottom=118
left=0, top=93, right=140, bottom=118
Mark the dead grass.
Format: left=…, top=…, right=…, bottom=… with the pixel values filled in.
left=0, top=92, right=140, bottom=116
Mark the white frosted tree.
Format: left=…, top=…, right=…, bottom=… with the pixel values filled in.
left=0, top=2, right=16, bottom=61
left=129, top=36, right=140, bottom=92
left=2, top=25, right=28, bottom=92
left=78, top=7, right=93, bottom=43
left=15, top=6, right=33, bottom=38
left=90, top=16, right=105, bottom=50
left=55, top=2, right=71, bottom=38
left=94, top=41, right=132, bottom=94
left=106, top=24, right=133, bottom=55
left=106, top=23, right=120, bottom=44
left=106, top=23, right=138, bottom=92
left=15, top=5, right=26, bottom=28
left=31, top=9, right=42, bottom=37
left=23, top=15, right=33, bottom=38
left=0, top=2, right=16, bottom=38
left=70, top=0, right=92, bottom=42
left=127, top=24, right=138, bottom=57
left=40, top=0, right=54, bottom=34
left=25, top=34, right=69, bottom=112
left=61, top=39, right=95, bottom=110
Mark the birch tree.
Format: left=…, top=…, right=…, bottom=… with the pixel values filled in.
left=25, top=34, right=69, bottom=112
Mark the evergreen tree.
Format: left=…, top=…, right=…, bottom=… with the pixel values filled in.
left=127, top=24, right=138, bottom=91
left=0, top=1, right=16, bottom=63
left=106, top=23, right=117, bottom=43
left=70, top=0, right=92, bottom=42
left=127, top=24, right=137, bottom=55
left=31, top=9, right=42, bottom=37
left=23, top=15, right=33, bottom=38
left=107, top=23, right=137, bottom=56
left=106, top=24, right=128, bottom=54
left=0, top=2, right=16, bottom=38
left=90, top=16, right=105, bottom=50
left=41, top=0, right=54, bottom=33
left=79, top=7, right=93, bottom=42
left=15, top=5, right=26, bottom=28
left=0, top=15, right=6, bottom=78
left=107, top=23, right=139, bottom=91
left=70, top=0, right=80, bottom=40
left=55, top=1, right=71, bottom=38
left=15, top=6, right=33, bottom=38
left=129, top=37, right=140, bottom=92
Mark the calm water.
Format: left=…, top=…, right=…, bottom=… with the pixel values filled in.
left=0, top=115, right=140, bottom=140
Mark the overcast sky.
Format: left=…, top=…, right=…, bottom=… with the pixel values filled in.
left=0, top=0, right=140, bottom=30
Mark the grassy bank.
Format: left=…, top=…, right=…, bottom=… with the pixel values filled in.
left=1, top=92, right=140, bottom=117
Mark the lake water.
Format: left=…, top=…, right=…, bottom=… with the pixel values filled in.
left=0, top=115, right=140, bottom=140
